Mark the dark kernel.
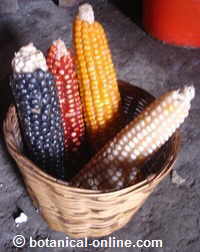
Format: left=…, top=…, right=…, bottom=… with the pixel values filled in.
left=10, top=70, right=65, bottom=179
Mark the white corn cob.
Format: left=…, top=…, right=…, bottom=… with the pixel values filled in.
left=71, top=86, right=195, bottom=191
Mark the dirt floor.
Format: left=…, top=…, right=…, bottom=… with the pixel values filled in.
left=0, top=0, right=200, bottom=251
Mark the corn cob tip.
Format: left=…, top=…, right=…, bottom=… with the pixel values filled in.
left=78, top=3, right=94, bottom=24
left=53, top=39, right=69, bottom=59
left=12, top=43, right=48, bottom=73
left=178, top=86, right=195, bottom=102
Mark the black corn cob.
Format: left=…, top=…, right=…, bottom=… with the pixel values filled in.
left=10, top=43, right=65, bottom=179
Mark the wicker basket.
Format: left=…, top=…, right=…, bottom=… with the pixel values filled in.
left=3, top=81, right=180, bottom=238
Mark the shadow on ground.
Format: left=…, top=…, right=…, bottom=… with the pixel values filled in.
left=110, top=0, right=143, bottom=27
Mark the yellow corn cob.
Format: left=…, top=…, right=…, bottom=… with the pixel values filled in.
left=73, top=3, right=122, bottom=151
left=71, top=86, right=195, bottom=190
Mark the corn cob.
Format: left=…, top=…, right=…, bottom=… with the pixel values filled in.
left=71, top=86, right=195, bottom=190
left=47, top=39, right=85, bottom=151
left=73, top=3, right=122, bottom=151
left=11, top=43, right=65, bottom=179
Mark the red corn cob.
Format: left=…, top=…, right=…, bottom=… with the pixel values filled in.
left=47, top=39, right=85, bottom=153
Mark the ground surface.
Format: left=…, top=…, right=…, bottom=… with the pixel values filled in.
left=0, top=0, right=200, bottom=251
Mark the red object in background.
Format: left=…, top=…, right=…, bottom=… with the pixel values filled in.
left=143, top=0, right=200, bottom=48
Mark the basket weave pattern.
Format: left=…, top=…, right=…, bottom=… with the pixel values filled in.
left=3, top=81, right=180, bottom=238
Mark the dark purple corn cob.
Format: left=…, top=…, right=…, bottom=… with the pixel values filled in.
left=10, top=43, right=65, bottom=179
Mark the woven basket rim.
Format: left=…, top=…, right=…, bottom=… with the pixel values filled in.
left=3, top=81, right=180, bottom=197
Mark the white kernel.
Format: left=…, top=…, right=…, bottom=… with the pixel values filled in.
left=113, top=150, right=118, bottom=156
left=123, top=136, right=128, bottom=142
left=163, top=110, right=169, bottom=116
left=140, top=121, right=145, bottom=127
left=156, top=140, right=161, bottom=147
left=134, top=150, right=140, bottom=156
left=108, top=155, right=114, bottom=161
left=107, top=148, right=112, bottom=154
left=146, top=116, right=151, bottom=122
left=179, top=117, right=185, bottom=124
left=116, top=145, right=122, bottom=151
left=140, top=141, right=146, bottom=148
left=129, top=141, right=135, bottom=148
left=137, top=133, right=143, bottom=140
left=136, top=124, right=141, bottom=131
left=165, top=135, right=170, bottom=142
left=150, top=123, right=156, bottom=130
left=133, top=138, right=139, bottom=144
left=109, top=142, right=114, bottom=148
left=159, top=114, right=164, bottom=120
left=140, top=129, right=147, bottom=137
left=143, top=151, right=149, bottom=157
left=147, top=148, right=153, bottom=154
left=146, top=126, right=151, bottom=132
left=131, top=128, right=136, bottom=134
left=125, top=145, right=131, bottom=152
left=151, top=131, right=156, bottom=138
left=118, top=140, right=124, bottom=146
left=127, top=132, right=132, bottom=138
left=129, top=175, right=135, bottom=180
left=146, top=136, right=152, bottom=143
left=138, top=146, right=144, bottom=152
left=117, top=181, right=123, bottom=186
left=118, top=155, right=124, bottom=161
left=121, top=151, right=128, bottom=157
left=154, top=118, right=159, bottom=124
left=160, top=137, right=166, bottom=144
left=116, top=171, right=122, bottom=177
left=157, top=105, right=162, bottom=113
left=152, top=111, right=157, bottom=117
left=174, top=100, right=179, bottom=106
left=165, top=97, right=171, bottom=104
left=162, top=101, right=167, bottom=107
left=172, top=91, right=178, bottom=99
left=130, top=153, right=136, bottom=160
left=151, top=143, right=157, bottom=150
